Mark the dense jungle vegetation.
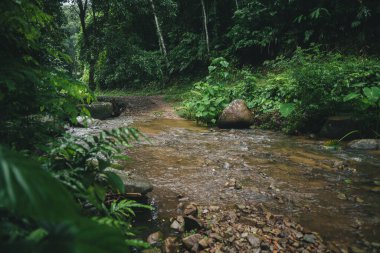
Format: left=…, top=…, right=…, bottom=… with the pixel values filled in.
left=0, top=0, right=380, bottom=252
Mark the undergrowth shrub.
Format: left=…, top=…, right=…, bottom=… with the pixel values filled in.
left=180, top=49, right=380, bottom=136
left=0, top=128, right=152, bottom=252
left=179, top=57, right=256, bottom=125
left=249, top=47, right=380, bottom=134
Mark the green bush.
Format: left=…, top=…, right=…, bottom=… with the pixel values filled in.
left=248, top=47, right=380, bottom=134
left=179, top=57, right=256, bottom=125
left=179, top=81, right=231, bottom=124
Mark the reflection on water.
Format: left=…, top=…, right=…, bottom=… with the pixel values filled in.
left=128, top=118, right=380, bottom=249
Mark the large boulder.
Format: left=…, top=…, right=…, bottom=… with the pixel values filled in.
left=85, top=102, right=113, bottom=120
left=105, top=168, right=153, bottom=195
left=97, top=96, right=127, bottom=117
left=319, top=115, right=359, bottom=139
left=348, top=139, right=380, bottom=150
left=217, top=99, right=253, bottom=129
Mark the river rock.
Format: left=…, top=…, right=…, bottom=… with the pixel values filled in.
left=303, top=233, right=316, bottom=244
left=184, top=202, right=198, bottom=216
left=170, top=216, right=185, bottom=232
left=162, top=237, right=179, bottom=253
left=105, top=168, right=153, bottom=195
left=348, top=139, right=380, bottom=150
left=147, top=231, right=163, bottom=244
left=319, top=115, right=359, bottom=139
left=85, top=102, right=114, bottom=120
left=247, top=234, right=261, bottom=248
left=217, top=99, right=253, bottom=129
left=182, top=234, right=203, bottom=251
left=75, top=115, right=101, bottom=127
left=97, top=96, right=127, bottom=117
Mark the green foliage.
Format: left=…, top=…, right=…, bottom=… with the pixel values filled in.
left=179, top=58, right=233, bottom=124
left=168, top=32, right=208, bottom=74
left=248, top=47, right=380, bottom=134
left=228, top=0, right=380, bottom=62
left=0, top=124, right=152, bottom=252
left=279, top=103, right=296, bottom=118
left=96, top=48, right=165, bottom=89
left=180, top=57, right=256, bottom=125
left=181, top=49, right=380, bottom=135
left=0, top=146, right=137, bottom=253
left=45, top=128, right=142, bottom=204
left=180, top=82, right=230, bottom=125
left=0, top=1, right=153, bottom=252
left=0, top=0, right=92, bottom=149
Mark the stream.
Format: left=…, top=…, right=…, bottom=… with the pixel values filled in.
left=71, top=96, right=380, bottom=251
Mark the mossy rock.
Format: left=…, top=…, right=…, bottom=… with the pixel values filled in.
left=85, top=102, right=113, bottom=120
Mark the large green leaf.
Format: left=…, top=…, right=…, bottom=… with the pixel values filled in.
left=0, top=146, right=134, bottom=253
left=343, top=92, right=360, bottom=102
left=104, top=171, right=125, bottom=194
left=363, top=87, right=380, bottom=102
left=279, top=103, right=295, bottom=117
left=0, top=146, right=79, bottom=221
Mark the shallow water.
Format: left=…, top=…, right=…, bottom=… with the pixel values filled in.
left=127, top=118, right=380, bottom=250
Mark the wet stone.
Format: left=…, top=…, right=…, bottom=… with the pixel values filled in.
left=162, top=237, right=179, bottom=253
left=182, top=234, right=203, bottom=251
left=303, top=234, right=316, bottom=244
left=170, top=216, right=185, bottom=232
left=247, top=234, right=261, bottom=248
left=337, top=193, right=347, bottom=200
left=147, top=231, right=163, bottom=245
left=184, top=203, right=198, bottom=217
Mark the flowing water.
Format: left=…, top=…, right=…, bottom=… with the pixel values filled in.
left=71, top=96, right=380, bottom=251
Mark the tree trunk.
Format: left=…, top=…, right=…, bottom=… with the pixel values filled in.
left=149, top=0, right=169, bottom=67
left=89, top=1, right=98, bottom=91
left=76, top=0, right=97, bottom=91
left=200, top=0, right=210, bottom=55
left=234, top=0, right=239, bottom=10
left=88, top=58, right=96, bottom=91
left=77, top=0, right=88, bottom=43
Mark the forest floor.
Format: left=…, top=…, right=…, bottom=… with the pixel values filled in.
left=71, top=96, right=380, bottom=253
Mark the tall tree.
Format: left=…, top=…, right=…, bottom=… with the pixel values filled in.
left=234, top=0, right=239, bottom=10
left=200, top=0, right=210, bottom=55
left=149, top=0, right=169, bottom=67
left=75, top=0, right=97, bottom=91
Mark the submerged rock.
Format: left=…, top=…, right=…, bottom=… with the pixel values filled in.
left=348, top=139, right=380, bottom=150
left=217, top=99, right=253, bottom=129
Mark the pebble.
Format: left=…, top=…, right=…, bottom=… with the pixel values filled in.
left=337, top=193, right=347, bottom=200
left=303, top=234, right=316, bottom=244
left=247, top=234, right=261, bottom=248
